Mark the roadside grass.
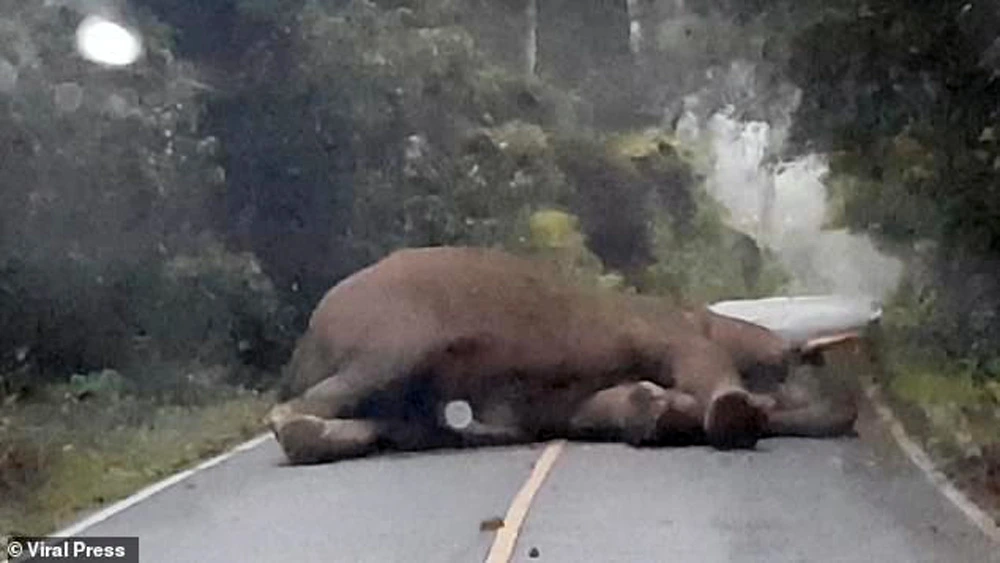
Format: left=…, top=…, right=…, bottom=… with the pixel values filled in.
left=877, top=344, right=1000, bottom=520
left=884, top=357, right=1000, bottom=457
left=0, top=383, right=272, bottom=537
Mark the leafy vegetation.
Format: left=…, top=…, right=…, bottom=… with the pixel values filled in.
left=778, top=1, right=1000, bottom=369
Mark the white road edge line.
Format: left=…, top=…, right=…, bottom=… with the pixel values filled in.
left=485, top=440, right=566, bottom=563
left=865, top=384, right=1000, bottom=543
left=52, top=433, right=274, bottom=538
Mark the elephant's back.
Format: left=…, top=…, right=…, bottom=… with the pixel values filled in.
left=310, top=247, right=640, bottom=382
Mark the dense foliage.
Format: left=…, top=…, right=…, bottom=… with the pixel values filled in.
left=777, top=1, right=1000, bottom=370
left=4, top=0, right=997, bottom=393
left=0, top=0, right=775, bottom=402
left=0, top=1, right=295, bottom=394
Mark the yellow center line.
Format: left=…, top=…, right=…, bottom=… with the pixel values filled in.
left=485, top=440, right=567, bottom=563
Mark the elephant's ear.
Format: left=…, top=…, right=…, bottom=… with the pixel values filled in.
left=797, top=332, right=861, bottom=366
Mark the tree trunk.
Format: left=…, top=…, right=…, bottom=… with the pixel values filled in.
left=537, top=0, right=636, bottom=127
left=626, top=0, right=642, bottom=59
left=525, top=0, right=537, bottom=77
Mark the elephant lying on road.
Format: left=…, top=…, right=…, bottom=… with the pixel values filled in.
left=266, top=246, right=860, bottom=465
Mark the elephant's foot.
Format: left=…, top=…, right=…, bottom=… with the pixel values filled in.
left=704, top=386, right=767, bottom=450
left=622, top=381, right=685, bottom=445
left=270, top=412, right=382, bottom=465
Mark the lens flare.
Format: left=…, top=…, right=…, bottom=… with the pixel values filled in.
left=444, top=400, right=473, bottom=430
left=75, top=15, right=143, bottom=67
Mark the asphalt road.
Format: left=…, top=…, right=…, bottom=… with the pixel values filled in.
left=66, top=296, right=998, bottom=562
left=73, top=412, right=998, bottom=563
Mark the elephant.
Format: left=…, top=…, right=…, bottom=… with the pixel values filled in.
left=266, top=246, right=860, bottom=465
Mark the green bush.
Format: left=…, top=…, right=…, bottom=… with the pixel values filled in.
left=0, top=236, right=292, bottom=400
left=0, top=1, right=244, bottom=393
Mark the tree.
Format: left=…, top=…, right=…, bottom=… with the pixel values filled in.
left=781, top=0, right=1000, bottom=364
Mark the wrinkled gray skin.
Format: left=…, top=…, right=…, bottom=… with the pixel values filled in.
left=266, top=247, right=858, bottom=465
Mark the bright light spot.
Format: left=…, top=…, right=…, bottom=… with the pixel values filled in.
left=444, top=400, right=473, bottom=430
left=75, top=16, right=143, bottom=67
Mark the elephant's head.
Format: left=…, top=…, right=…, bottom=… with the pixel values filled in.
left=695, top=309, right=863, bottom=393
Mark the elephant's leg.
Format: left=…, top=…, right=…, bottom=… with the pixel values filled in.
left=266, top=361, right=435, bottom=464
left=752, top=376, right=857, bottom=438
left=270, top=415, right=386, bottom=464
left=568, top=382, right=703, bottom=446
left=668, top=339, right=774, bottom=450
left=764, top=398, right=858, bottom=438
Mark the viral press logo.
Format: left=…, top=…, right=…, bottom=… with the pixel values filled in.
left=2, top=536, right=138, bottom=562
left=6, top=538, right=24, bottom=559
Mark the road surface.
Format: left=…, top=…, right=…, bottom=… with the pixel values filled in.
left=72, top=421, right=997, bottom=562
left=62, top=297, right=1000, bottom=562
